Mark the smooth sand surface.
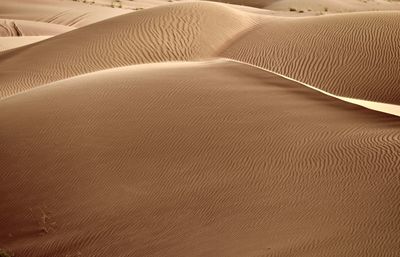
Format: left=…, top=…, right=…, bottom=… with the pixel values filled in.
left=209, top=0, right=400, bottom=12
left=265, top=0, right=400, bottom=12
left=89, top=0, right=195, bottom=10
left=0, top=36, right=50, bottom=51
left=1, top=60, right=400, bottom=257
left=0, top=19, right=73, bottom=36
left=0, top=0, right=131, bottom=27
left=1, top=1, right=400, bottom=257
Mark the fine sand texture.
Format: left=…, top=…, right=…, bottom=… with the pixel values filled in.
left=1, top=3, right=400, bottom=104
left=0, top=2, right=256, bottom=98
left=1, top=60, right=400, bottom=257
left=1, top=1, right=400, bottom=257
left=221, top=11, right=400, bottom=104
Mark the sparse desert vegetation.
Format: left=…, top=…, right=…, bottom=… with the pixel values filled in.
left=111, top=0, right=122, bottom=8
left=0, top=250, right=12, bottom=257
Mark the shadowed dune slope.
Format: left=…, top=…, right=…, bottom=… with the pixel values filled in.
left=221, top=11, right=400, bottom=104
left=0, top=19, right=73, bottom=36
left=0, top=2, right=255, bottom=98
left=0, top=0, right=131, bottom=27
left=1, top=60, right=400, bottom=257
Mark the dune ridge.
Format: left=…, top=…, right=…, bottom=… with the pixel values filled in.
left=1, top=2, right=400, bottom=257
left=226, top=58, right=400, bottom=117
left=0, top=36, right=50, bottom=52
left=1, top=4, right=400, bottom=105
left=0, top=2, right=256, bottom=98
left=221, top=11, right=400, bottom=104
left=209, top=0, right=400, bottom=12
left=1, top=60, right=400, bottom=257
left=0, top=19, right=73, bottom=36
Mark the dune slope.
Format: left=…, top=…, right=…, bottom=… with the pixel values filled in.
left=264, top=0, right=400, bottom=12
left=0, top=36, right=50, bottom=52
left=221, top=11, right=400, bottom=104
left=1, top=3, right=400, bottom=105
left=1, top=60, right=400, bottom=257
left=0, top=0, right=131, bottom=28
left=0, top=19, right=73, bottom=36
left=0, top=2, right=255, bottom=98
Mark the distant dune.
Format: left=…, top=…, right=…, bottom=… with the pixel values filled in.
left=0, top=19, right=73, bottom=36
left=2, top=60, right=400, bottom=257
left=0, top=0, right=131, bottom=27
left=1, top=1, right=400, bottom=257
left=209, top=0, right=400, bottom=12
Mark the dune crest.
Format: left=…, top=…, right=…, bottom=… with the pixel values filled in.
left=0, top=36, right=50, bottom=52
left=221, top=11, right=400, bottom=104
left=0, top=19, right=73, bottom=36
left=209, top=0, right=400, bottom=12
left=0, top=2, right=256, bottom=98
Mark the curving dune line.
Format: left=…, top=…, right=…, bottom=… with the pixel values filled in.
left=220, top=11, right=400, bottom=105
left=208, top=0, right=400, bottom=12
left=0, top=2, right=256, bottom=98
left=1, top=3, right=400, bottom=107
left=1, top=60, right=400, bottom=257
left=0, top=19, right=73, bottom=36
left=0, top=36, right=51, bottom=52
left=0, top=0, right=131, bottom=28
left=265, top=0, right=400, bottom=12
left=226, top=58, right=400, bottom=118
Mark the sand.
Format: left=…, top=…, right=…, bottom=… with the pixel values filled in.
left=209, top=0, right=400, bottom=12
left=0, top=19, right=73, bottom=36
left=221, top=11, right=400, bottom=104
left=0, top=0, right=131, bottom=27
left=0, top=2, right=256, bottom=98
left=0, top=36, right=50, bottom=51
left=1, top=3, right=399, bottom=104
left=2, top=60, right=400, bottom=257
left=1, top=1, right=400, bottom=257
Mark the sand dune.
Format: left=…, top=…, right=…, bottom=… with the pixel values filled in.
left=209, top=0, right=400, bottom=12
left=0, top=36, right=50, bottom=52
left=264, top=0, right=400, bottom=12
left=221, top=11, right=400, bottom=104
left=0, top=2, right=255, bottom=98
left=85, top=0, right=194, bottom=10
left=0, top=19, right=72, bottom=36
left=1, top=60, right=400, bottom=257
left=1, top=2, right=400, bottom=257
left=0, top=0, right=131, bottom=27
left=1, top=4, right=399, bottom=104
